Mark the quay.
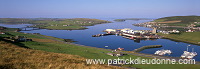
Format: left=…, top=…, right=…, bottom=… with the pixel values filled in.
left=93, top=28, right=162, bottom=39
left=92, top=33, right=112, bottom=37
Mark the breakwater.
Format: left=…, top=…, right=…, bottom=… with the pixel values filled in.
left=133, top=45, right=162, bottom=52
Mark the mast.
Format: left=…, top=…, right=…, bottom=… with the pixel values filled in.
left=192, top=48, right=194, bottom=52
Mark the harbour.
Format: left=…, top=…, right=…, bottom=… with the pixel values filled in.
left=0, top=19, right=200, bottom=61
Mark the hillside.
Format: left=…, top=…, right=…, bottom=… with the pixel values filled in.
left=153, top=16, right=200, bottom=27
left=0, top=41, right=124, bottom=69
left=158, top=32, right=200, bottom=45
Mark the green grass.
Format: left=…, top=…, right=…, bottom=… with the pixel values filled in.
left=21, top=41, right=141, bottom=59
left=7, top=32, right=46, bottom=39
left=44, top=25, right=87, bottom=30
left=158, top=32, right=200, bottom=45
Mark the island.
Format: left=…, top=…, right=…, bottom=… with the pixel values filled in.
left=114, top=18, right=151, bottom=22
left=0, top=18, right=112, bottom=30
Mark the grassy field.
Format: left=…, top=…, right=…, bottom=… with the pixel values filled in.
left=158, top=32, right=200, bottom=45
left=1, top=27, right=200, bottom=69
left=0, top=18, right=111, bottom=30
left=0, top=41, right=125, bottom=69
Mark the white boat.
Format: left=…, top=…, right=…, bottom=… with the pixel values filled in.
left=158, top=52, right=165, bottom=55
left=181, top=55, right=186, bottom=58
left=187, top=55, right=194, bottom=59
left=165, top=50, right=172, bottom=54
left=181, top=47, right=197, bottom=59
left=191, top=48, right=197, bottom=56
left=154, top=50, right=161, bottom=54
left=154, top=49, right=172, bottom=55
left=181, top=51, right=190, bottom=58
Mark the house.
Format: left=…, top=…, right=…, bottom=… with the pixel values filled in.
left=15, top=29, right=21, bottom=32
left=106, top=53, right=114, bottom=56
left=104, top=29, right=116, bottom=33
left=120, top=28, right=132, bottom=33
left=186, top=29, right=194, bottom=32
left=106, top=53, right=124, bottom=57
left=160, top=31, right=170, bottom=34
left=115, top=53, right=124, bottom=57
left=0, top=32, right=5, bottom=34
left=14, top=36, right=32, bottom=42
left=146, top=25, right=152, bottom=27
left=15, top=36, right=27, bottom=41
left=168, top=30, right=180, bottom=33
left=63, top=25, right=69, bottom=26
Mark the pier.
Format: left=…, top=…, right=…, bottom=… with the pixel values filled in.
left=92, top=33, right=112, bottom=37
left=133, top=45, right=162, bottom=52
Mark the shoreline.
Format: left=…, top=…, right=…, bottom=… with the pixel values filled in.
left=161, top=37, right=200, bottom=46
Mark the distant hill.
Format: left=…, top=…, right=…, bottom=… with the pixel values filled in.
left=114, top=18, right=151, bottom=22
left=0, top=18, right=111, bottom=30
left=152, top=16, right=200, bottom=27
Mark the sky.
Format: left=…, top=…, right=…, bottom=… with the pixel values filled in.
left=0, top=0, right=200, bottom=18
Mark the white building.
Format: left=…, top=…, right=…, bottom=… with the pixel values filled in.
left=104, top=29, right=116, bottom=32
left=168, top=30, right=180, bottom=33
left=186, top=29, right=194, bottom=32
left=120, top=28, right=132, bottom=33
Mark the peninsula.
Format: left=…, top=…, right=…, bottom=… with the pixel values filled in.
left=0, top=18, right=111, bottom=30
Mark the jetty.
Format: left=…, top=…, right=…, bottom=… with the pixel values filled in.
left=133, top=45, right=162, bottom=52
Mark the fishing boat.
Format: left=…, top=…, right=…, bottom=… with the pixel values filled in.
left=117, top=47, right=124, bottom=50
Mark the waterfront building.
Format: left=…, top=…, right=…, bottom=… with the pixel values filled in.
left=152, top=28, right=157, bottom=34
